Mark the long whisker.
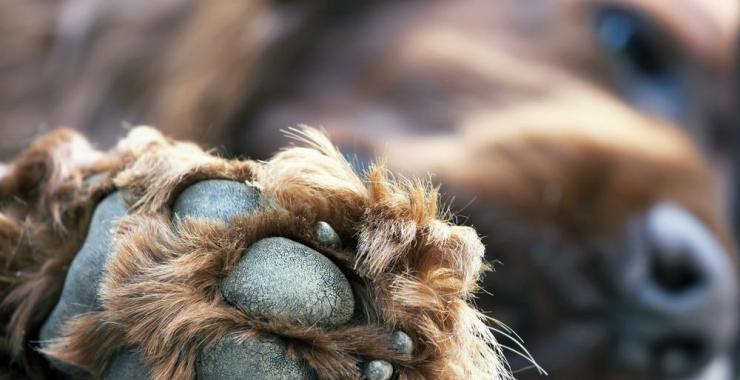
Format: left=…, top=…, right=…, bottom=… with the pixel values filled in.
left=498, top=343, right=548, bottom=375
left=488, top=324, right=547, bottom=375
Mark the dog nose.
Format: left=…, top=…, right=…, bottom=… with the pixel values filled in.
left=615, top=203, right=738, bottom=378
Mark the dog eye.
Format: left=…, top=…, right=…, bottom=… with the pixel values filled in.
left=595, top=7, right=674, bottom=79
left=593, top=6, right=683, bottom=119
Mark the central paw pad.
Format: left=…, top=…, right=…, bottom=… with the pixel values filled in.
left=222, top=237, right=355, bottom=328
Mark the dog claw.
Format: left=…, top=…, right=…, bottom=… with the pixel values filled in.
left=364, top=360, right=393, bottom=380
left=390, top=331, right=413, bottom=355
left=315, top=221, right=343, bottom=250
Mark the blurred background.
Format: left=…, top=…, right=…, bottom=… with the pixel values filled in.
left=0, top=0, right=738, bottom=379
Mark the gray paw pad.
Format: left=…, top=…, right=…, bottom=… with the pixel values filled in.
left=104, top=349, right=150, bottom=380
left=222, top=237, right=355, bottom=327
left=197, top=334, right=317, bottom=380
left=40, top=191, right=127, bottom=344
left=172, top=179, right=260, bottom=222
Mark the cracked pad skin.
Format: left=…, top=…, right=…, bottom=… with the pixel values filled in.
left=172, top=179, right=261, bottom=223
left=0, top=127, right=505, bottom=380
left=197, top=335, right=317, bottom=380
left=222, top=237, right=355, bottom=328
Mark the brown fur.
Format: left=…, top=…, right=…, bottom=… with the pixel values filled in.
left=2, top=127, right=507, bottom=380
left=380, top=89, right=731, bottom=249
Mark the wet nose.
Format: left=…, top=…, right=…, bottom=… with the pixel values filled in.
left=616, top=202, right=738, bottom=378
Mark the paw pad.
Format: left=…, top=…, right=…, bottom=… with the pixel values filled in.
left=172, top=179, right=260, bottom=222
left=197, top=335, right=317, bottom=380
left=39, top=192, right=127, bottom=343
left=221, top=237, right=355, bottom=327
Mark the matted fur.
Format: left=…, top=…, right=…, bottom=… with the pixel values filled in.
left=1, top=127, right=508, bottom=379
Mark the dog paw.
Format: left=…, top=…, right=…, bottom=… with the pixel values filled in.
left=33, top=127, right=505, bottom=380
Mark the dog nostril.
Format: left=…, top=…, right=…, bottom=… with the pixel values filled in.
left=652, top=336, right=706, bottom=377
left=616, top=203, right=739, bottom=378
left=649, top=248, right=703, bottom=294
